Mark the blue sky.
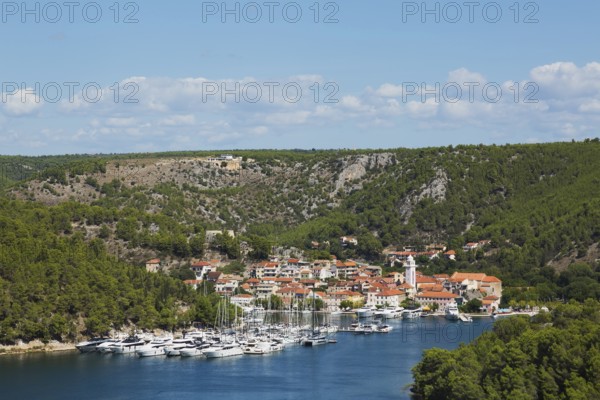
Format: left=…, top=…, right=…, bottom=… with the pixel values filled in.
left=1, top=0, right=599, bottom=155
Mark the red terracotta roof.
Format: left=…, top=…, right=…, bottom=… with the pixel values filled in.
left=451, top=272, right=487, bottom=281
left=482, top=276, right=502, bottom=283
left=416, top=291, right=459, bottom=299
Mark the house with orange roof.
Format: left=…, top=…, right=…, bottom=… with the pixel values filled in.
left=398, top=282, right=416, bottom=297
left=327, top=290, right=364, bottom=309
left=387, top=251, right=417, bottom=265
left=215, top=278, right=239, bottom=295
left=299, top=269, right=313, bottom=280
left=340, top=236, right=358, bottom=246
left=446, top=272, right=503, bottom=300
left=444, top=250, right=456, bottom=260
left=416, top=291, right=460, bottom=308
left=253, top=261, right=280, bottom=279
left=335, top=260, right=359, bottom=279
left=190, top=261, right=214, bottom=280
left=255, top=281, right=279, bottom=299
left=481, top=275, right=503, bottom=297
left=415, top=275, right=438, bottom=291
left=463, top=242, right=480, bottom=251
left=276, top=286, right=298, bottom=304
left=145, top=258, right=161, bottom=273
left=481, top=295, right=500, bottom=313
left=231, top=294, right=253, bottom=308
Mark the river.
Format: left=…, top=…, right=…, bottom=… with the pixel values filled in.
left=0, top=315, right=494, bottom=400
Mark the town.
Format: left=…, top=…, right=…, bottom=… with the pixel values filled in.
left=145, top=237, right=503, bottom=317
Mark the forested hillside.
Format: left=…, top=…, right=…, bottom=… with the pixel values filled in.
left=1, top=141, right=600, bottom=344
left=412, top=300, right=600, bottom=399
left=0, top=199, right=231, bottom=345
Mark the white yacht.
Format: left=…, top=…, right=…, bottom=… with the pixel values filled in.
left=136, top=337, right=173, bottom=357
left=96, top=339, right=121, bottom=354
left=356, top=306, right=377, bottom=318
left=203, top=342, right=244, bottom=358
left=402, top=308, right=422, bottom=319
left=179, top=343, right=211, bottom=357
left=381, top=306, right=404, bottom=319
left=445, top=303, right=460, bottom=321
left=302, top=333, right=328, bottom=346
left=75, top=337, right=111, bottom=353
left=243, top=339, right=284, bottom=354
left=163, top=338, right=196, bottom=357
left=110, top=336, right=146, bottom=354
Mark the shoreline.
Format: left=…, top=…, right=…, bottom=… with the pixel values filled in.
left=0, top=340, right=76, bottom=356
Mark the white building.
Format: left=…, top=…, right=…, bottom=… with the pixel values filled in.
left=404, top=255, right=417, bottom=289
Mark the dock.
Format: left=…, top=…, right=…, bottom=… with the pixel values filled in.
left=459, top=314, right=472, bottom=322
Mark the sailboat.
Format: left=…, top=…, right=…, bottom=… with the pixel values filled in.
left=302, top=292, right=328, bottom=346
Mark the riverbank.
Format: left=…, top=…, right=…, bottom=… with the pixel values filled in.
left=0, top=340, right=76, bottom=356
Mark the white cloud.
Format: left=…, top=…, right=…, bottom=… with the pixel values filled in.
left=375, top=83, right=404, bottom=97
left=159, top=114, right=196, bottom=126
left=3, top=88, right=43, bottom=116
left=5, top=63, right=600, bottom=154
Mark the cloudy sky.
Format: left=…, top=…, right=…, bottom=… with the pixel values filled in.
left=1, top=0, right=599, bottom=155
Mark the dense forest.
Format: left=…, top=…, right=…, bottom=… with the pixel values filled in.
left=0, top=199, right=233, bottom=345
left=412, top=300, right=600, bottom=399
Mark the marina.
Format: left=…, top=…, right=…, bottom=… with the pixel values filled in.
left=0, top=316, right=494, bottom=400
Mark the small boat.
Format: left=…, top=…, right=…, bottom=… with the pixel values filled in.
left=327, top=338, right=337, bottom=344
left=375, top=324, right=393, bottom=333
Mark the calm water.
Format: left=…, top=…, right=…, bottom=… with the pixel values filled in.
left=0, top=316, right=493, bottom=400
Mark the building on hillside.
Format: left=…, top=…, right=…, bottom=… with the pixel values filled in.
left=481, top=275, right=503, bottom=297
left=145, top=259, right=161, bottom=273
left=231, top=294, right=253, bottom=308
left=340, top=236, right=358, bottom=246
left=255, top=282, right=278, bottom=299
left=415, top=274, right=437, bottom=291
left=387, top=271, right=404, bottom=283
left=364, top=265, right=383, bottom=277
left=327, top=290, right=364, bottom=309
left=205, top=230, right=236, bottom=243
left=206, top=271, right=222, bottom=283
left=448, top=272, right=502, bottom=299
left=215, top=279, right=239, bottom=295
left=444, top=250, right=456, bottom=260
left=190, top=261, right=214, bottom=280
left=336, top=260, right=359, bottom=279
left=371, top=289, right=406, bottom=307
left=183, top=279, right=202, bottom=290
left=416, top=291, right=461, bottom=309
left=481, top=295, right=501, bottom=313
